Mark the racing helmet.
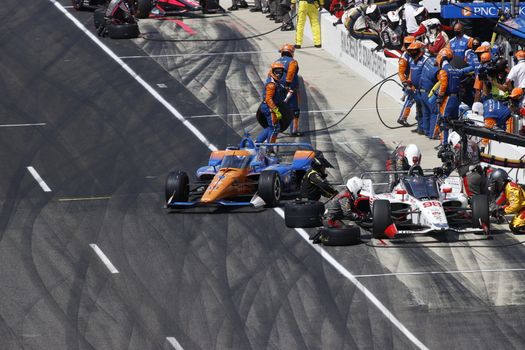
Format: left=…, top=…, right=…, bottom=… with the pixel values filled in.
left=346, top=177, right=364, bottom=198
left=269, top=62, right=285, bottom=81
left=488, top=168, right=509, bottom=196
left=474, top=45, right=490, bottom=55
left=414, top=7, right=428, bottom=25
left=405, top=144, right=422, bottom=166
left=386, top=10, right=400, bottom=27
left=280, top=43, right=295, bottom=58
left=515, top=50, right=525, bottom=62
left=480, top=52, right=491, bottom=64
left=402, top=35, right=416, bottom=51
left=436, top=48, right=454, bottom=67
left=365, top=5, right=381, bottom=22
left=472, top=101, right=484, bottom=116
left=510, top=87, right=524, bottom=100
left=407, top=41, right=425, bottom=59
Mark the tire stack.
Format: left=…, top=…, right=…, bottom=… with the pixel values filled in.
left=284, top=200, right=361, bottom=246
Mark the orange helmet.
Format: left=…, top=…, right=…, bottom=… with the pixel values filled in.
left=510, top=87, right=524, bottom=99
left=436, top=48, right=453, bottom=67
left=474, top=45, right=490, bottom=54
left=402, top=36, right=416, bottom=51
left=280, top=44, right=295, bottom=57
left=480, top=52, right=491, bottom=63
left=269, top=62, right=285, bottom=81
left=515, top=50, right=525, bottom=61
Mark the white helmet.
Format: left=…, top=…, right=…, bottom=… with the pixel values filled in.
left=448, top=131, right=461, bottom=147
left=405, top=144, right=421, bottom=166
left=365, top=5, right=380, bottom=21
left=472, top=102, right=484, bottom=116
left=387, top=10, right=400, bottom=24
left=346, top=177, right=364, bottom=198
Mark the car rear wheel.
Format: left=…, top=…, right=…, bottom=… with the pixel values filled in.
left=258, top=170, right=281, bottom=207
left=165, top=171, right=189, bottom=204
left=107, top=23, right=140, bottom=39
left=372, top=200, right=393, bottom=239
left=284, top=200, right=324, bottom=228
left=134, top=0, right=153, bottom=18
left=472, top=194, right=490, bottom=233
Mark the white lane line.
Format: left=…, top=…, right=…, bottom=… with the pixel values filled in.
left=89, top=244, right=119, bottom=274
left=0, top=123, right=46, bottom=128
left=355, top=267, right=525, bottom=278
left=120, top=50, right=278, bottom=59
left=48, top=0, right=217, bottom=152
left=273, top=209, right=429, bottom=350
left=185, top=107, right=399, bottom=119
left=50, top=2, right=428, bottom=348
left=166, top=337, right=184, bottom=350
left=26, top=166, right=52, bottom=192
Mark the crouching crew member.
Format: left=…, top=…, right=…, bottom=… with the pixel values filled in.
left=325, top=177, right=368, bottom=227
left=489, top=169, right=525, bottom=234
left=300, top=156, right=338, bottom=201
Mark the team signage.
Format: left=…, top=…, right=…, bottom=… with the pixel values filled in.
left=441, top=2, right=525, bottom=19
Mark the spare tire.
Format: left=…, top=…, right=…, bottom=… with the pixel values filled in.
left=318, top=226, right=361, bottom=246
left=93, top=7, right=106, bottom=29
left=107, top=23, right=140, bottom=39
left=285, top=200, right=324, bottom=228
left=256, top=101, right=292, bottom=132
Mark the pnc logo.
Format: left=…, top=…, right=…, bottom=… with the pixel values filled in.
left=461, top=6, right=473, bottom=16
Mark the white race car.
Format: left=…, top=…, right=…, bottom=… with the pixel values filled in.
left=358, top=165, right=490, bottom=239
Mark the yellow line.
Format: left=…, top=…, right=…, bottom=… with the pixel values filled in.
left=58, top=196, right=112, bottom=202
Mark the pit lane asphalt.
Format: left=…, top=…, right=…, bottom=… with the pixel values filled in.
left=0, top=0, right=525, bottom=349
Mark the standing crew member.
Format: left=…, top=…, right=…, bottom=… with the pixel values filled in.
left=397, top=36, right=416, bottom=126
left=435, top=48, right=473, bottom=143
left=500, top=50, right=525, bottom=91
left=419, top=55, right=439, bottom=137
left=406, top=41, right=427, bottom=134
left=489, top=169, right=525, bottom=234
left=447, top=23, right=471, bottom=60
left=300, top=156, right=337, bottom=201
left=380, top=11, right=404, bottom=51
left=276, top=44, right=301, bottom=136
left=256, top=62, right=287, bottom=144
left=292, top=0, right=323, bottom=49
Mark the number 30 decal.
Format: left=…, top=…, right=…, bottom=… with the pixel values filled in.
left=423, top=201, right=441, bottom=208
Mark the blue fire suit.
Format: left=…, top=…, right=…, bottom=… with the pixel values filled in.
left=483, top=98, right=511, bottom=129
left=465, top=49, right=481, bottom=73
left=407, top=54, right=427, bottom=132
left=276, top=56, right=300, bottom=133
left=449, top=35, right=470, bottom=60
left=437, top=62, right=474, bottom=143
left=257, top=76, right=287, bottom=143
left=418, top=56, right=439, bottom=137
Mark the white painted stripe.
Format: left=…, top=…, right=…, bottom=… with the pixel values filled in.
left=89, top=244, right=119, bottom=274
left=48, top=0, right=217, bottom=152
left=50, top=2, right=427, bottom=348
left=354, top=267, right=525, bottom=278
left=166, top=337, right=184, bottom=350
left=0, top=123, right=46, bottom=128
left=273, top=209, right=429, bottom=350
left=26, top=166, right=52, bottom=192
left=120, top=50, right=277, bottom=59
left=185, top=107, right=399, bottom=119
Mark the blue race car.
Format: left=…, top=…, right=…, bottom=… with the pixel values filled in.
left=165, top=136, right=322, bottom=209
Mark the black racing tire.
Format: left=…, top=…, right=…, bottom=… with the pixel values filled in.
left=165, top=171, right=190, bottom=203
left=107, top=22, right=140, bottom=39
left=284, top=200, right=324, bottom=228
left=255, top=101, right=292, bottom=132
left=372, top=200, right=393, bottom=239
left=258, top=170, right=282, bottom=207
left=319, top=226, right=361, bottom=246
left=471, top=194, right=490, bottom=233
left=93, top=7, right=106, bottom=29
left=134, top=0, right=153, bottom=18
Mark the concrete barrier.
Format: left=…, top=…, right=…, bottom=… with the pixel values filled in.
left=303, top=11, right=403, bottom=101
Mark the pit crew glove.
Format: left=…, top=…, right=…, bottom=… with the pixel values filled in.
left=273, top=108, right=283, bottom=121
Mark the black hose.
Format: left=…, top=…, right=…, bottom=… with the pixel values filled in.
left=301, top=72, right=416, bottom=135
left=142, top=14, right=297, bottom=42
